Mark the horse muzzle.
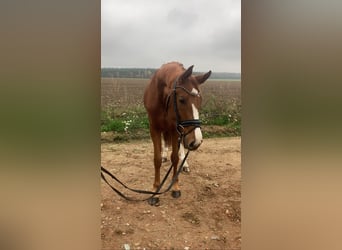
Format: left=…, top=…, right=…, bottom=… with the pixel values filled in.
left=183, top=127, right=203, bottom=150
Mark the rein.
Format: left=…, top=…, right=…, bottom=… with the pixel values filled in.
left=100, top=148, right=190, bottom=203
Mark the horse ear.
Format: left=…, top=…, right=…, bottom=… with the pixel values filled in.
left=179, top=65, right=194, bottom=82
left=195, top=70, right=212, bottom=84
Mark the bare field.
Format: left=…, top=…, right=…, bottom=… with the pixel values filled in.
left=101, top=137, right=241, bottom=250
left=101, top=78, right=241, bottom=109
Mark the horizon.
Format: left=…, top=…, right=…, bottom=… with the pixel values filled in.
left=101, top=66, right=241, bottom=74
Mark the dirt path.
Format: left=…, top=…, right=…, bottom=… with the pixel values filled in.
left=101, top=137, right=241, bottom=250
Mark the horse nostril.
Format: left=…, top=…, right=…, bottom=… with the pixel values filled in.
left=189, top=141, right=201, bottom=150
left=188, top=140, right=202, bottom=150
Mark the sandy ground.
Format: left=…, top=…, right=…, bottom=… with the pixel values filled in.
left=101, top=137, right=241, bottom=250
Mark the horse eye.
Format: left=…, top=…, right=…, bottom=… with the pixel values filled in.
left=179, top=97, right=186, bottom=104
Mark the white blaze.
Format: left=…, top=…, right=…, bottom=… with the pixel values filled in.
left=191, top=103, right=203, bottom=145
left=191, top=88, right=199, bottom=95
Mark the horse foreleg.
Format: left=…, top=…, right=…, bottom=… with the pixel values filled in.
left=151, top=131, right=162, bottom=192
left=179, top=143, right=190, bottom=172
left=171, top=139, right=181, bottom=198
left=147, top=130, right=162, bottom=206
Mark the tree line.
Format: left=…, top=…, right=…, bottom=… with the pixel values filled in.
left=101, top=68, right=240, bottom=80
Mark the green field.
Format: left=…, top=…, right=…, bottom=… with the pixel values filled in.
left=101, top=78, right=241, bottom=142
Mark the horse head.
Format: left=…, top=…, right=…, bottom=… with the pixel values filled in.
left=171, top=65, right=211, bottom=150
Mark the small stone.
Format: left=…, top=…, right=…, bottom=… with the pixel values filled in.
left=123, top=244, right=130, bottom=250
left=211, top=235, right=220, bottom=240
left=184, top=247, right=190, bottom=250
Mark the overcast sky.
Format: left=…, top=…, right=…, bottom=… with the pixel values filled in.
left=101, top=0, right=240, bottom=73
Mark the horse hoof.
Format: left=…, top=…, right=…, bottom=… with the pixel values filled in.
left=147, top=197, right=160, bottom=206
left=171, top=190, right=181, bottom=198
left=182, top=166, right=190, bottom=173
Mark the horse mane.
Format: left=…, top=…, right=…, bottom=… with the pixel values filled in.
left=144, top=62, right=185, bottom=113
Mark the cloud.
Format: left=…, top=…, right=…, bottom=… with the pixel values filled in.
left=167, top=8, right=199, bottom=28
left=101, top=0, right=240, bottom=72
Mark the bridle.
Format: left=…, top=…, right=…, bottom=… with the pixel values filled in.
left=166, top=77, right=202, bottom=145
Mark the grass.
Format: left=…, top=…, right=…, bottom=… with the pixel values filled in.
left=200, top=95, right=241, bottom=136
left=101, top=105, right=151, bottom=141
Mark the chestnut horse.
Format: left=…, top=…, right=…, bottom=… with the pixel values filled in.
left=143, top=62, right=211, bottom=199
